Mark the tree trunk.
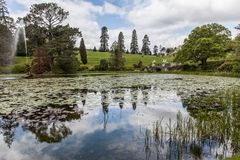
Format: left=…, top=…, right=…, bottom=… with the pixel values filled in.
left=201, top=59, right=207, bottom=70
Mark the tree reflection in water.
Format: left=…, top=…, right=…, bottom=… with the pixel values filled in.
left=0, top=104, right=83, bottom=146
left=0, top=86, right=240, bottom=159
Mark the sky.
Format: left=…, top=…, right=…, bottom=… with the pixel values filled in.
left=6, top=0, right=240, bottom=50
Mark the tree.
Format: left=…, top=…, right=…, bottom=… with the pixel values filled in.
left=153, top=45, right=158, bottom=55
left=99, top=26, right=109, bottom=52
left=24, top=3, right=69, bottom=41
left=130, top=29, right=139, bottom=54
left=111, top=41, right=118, bottom=52
left=79, top=38, right=87, bottom=64
left=99, top=59, right=109, bottom=71
left=118, top=32, right=125, bottom=52
left=141, top=35, right=151, bottom=55
left=175, top=23, right=231, bottom=69
left=30, top=47, right=51, bottom=75
left=93, top=46, right=97, bottom=52
left=0, top=0, right=14, bottom=32
left=0, top=24, right=13, bottom=66
left=109, top=44, right=125, bottom=71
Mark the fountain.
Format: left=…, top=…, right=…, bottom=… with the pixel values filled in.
left=0, top=20, right=27, bottom=80
left=13, top=19, right=28, bottom=57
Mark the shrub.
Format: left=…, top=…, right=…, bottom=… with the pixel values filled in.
left=206, top=60, right=225, bottom=70
left=217, top=62, right=234, bottom=72
left=181, top=63, right=198, bottom=71
left=78, top=66, right=89, bottom=71
left=99, top=59, right=109, bottom=71
left=53, top=55, right=80, bottom=74
left=233, top=63, right=240, bottom=73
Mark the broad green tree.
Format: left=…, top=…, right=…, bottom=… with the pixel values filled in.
left=24, top=3, right=69, bottom=41
left=99, top=26, right=109, bottom=52
left=118, top=32, right=125, bottom=52
left=130, top=29, right=139, bottom=54
left=79, top=38, right=87, bottom=64
left=141, top=35, right=151, bottom=55
left=175, top=23, right=231, bottom=69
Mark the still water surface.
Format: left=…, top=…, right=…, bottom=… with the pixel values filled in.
left=0, top=74, right=240, bottom=160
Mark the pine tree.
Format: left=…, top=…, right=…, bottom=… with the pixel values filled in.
left=79, top=38, right=87, bottom=64
left=99, top=26, right=109, bottom=52
left=0, top=0, right=14, bottom=31
left=118, top=32, right=125, bottom=52
left=153, top=45, right=158, bottom=55
left=130, top=29, right=139, bottom=54
left=141, top=35, right=151, bottom=55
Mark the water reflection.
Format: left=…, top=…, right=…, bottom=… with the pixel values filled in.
left=0, top=84, right=240, bottom=160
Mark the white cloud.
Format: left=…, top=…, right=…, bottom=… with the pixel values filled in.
left=9, top=0, right=240, bottom=51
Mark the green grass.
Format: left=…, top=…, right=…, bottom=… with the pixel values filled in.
left=225, top=154, right=240, bottom=160
left=78, top=51, right=174, bottom=68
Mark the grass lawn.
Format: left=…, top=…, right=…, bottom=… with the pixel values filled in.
left=10, top=51, right=175, bottom=69
left=79, top=51, right=174, bottom=68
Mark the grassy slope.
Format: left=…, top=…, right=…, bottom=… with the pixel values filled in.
left=12, top=51, right=175, bottom=69
left=79, top=51, right=174, bottom=68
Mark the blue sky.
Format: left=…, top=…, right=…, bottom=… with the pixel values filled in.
left=7, top=0, right=240, bottom=50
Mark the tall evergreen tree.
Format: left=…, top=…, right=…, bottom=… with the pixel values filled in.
left=118, top=32, right=125, bottom=52
left=141, top=35, right=151, bottom=55
left=0, top=0, right=14, bottom=31
left=153, top=45, right=158, bottom=55
left=99, top=26, right=109, bottom=52
left=130, top=29, right=139, bottom=54
left=79, top=38, right=87, bottom=64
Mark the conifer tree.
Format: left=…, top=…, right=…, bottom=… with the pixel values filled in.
left=79, top=38, right=87, bottom=64
left=99, top=26, right=109, bottom=52
left=118, top=32, right=125, bottom=52
left=130, top=29, right=139, bottom=54
left=141, top=35, right=151, bottom=55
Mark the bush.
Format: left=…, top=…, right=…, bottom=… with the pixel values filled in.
left=78, top=66, right=89, bottom=71
left=53, top=55, right=80, bottom=74
left=181, top=63, right=198, bottom=71
left=233, top=63, right=240, bottom=73
left=99, top=59, right=109, bottom=71
left=217, top=62, right=234, bottom=72
left=124, top=66, right=134, bottom=71
left=206, top=60, right=225, bottom=70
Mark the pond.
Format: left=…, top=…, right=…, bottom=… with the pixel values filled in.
left=0, top=74, right=240, bottom=160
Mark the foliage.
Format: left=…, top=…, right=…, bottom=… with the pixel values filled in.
left=93, top=46, right=97, bottom=52
left=24, top=3, right=69, bottom=41
left=30, top=47, right=51, bottom=74
left=153, top=45, right=158, bottom=55
left=0, top=0, right=15, bottom=32
left=118, top=32, right=125, bottom=52
left=53, top=54, right=80, bottom=74
left=79, top=38, right=87, bottom=64
left=98, top=59, right=109, bottom=71
left=133, top=60, right=143, bottom=69
left=109, top=47, right=125, bottom=71
left=0, top=24, right=13, bottom=66
left=130, top=29, right=139, bottom=54
left=141, top=35, right=151, bottom=55
left=175, top=23, right=231, bottom=69
left=99, top=26, right=109, bottom=52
